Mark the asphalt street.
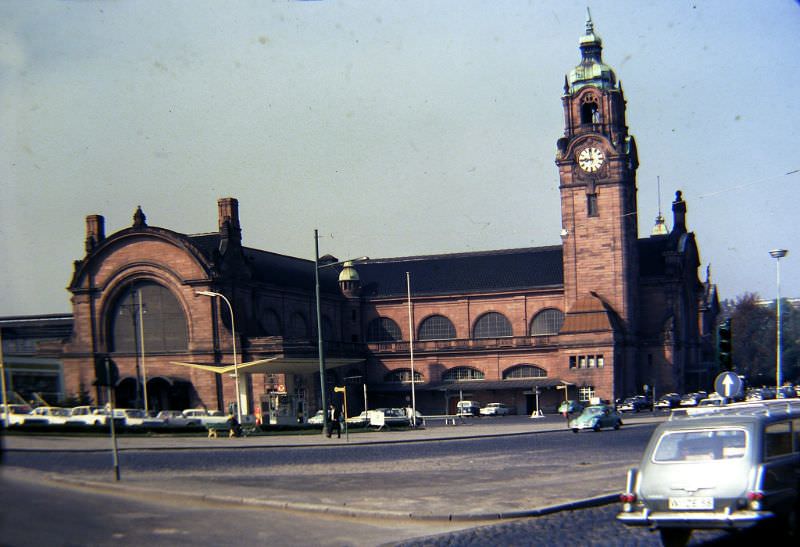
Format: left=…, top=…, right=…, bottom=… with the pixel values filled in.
left=3, top=413, right=665, bottom=520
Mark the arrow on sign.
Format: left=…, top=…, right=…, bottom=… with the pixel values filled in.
left=722, top=374, right=734, bottom=397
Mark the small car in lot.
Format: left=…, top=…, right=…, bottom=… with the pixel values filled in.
left=1, top=404, right=47, bottom=426
left=558, top=400, right=584, bottom=415
left=156, top=410, right=202, bottom=427
left=456, top=400, right=481, bottom=417
left=617, top=399, right=800, bottom=546
left=480, top=403, right=511, bottom=416
left=697, top=396, right=732, bottom=407
left=569, top=404, right=622, bottom=432
left=655, top=393, right=681, bottom=410
left=679, top=392, right=705, bottom=407
left=307, top=409, right=325, bottom=425
left=30, top=406, right=72, bottom=425
left=618, top=396, right=650, bottom=412
left=113, top=408, right=165, bottom=427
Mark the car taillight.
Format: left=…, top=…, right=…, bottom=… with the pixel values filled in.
left=746, top=491, right=764, bottom=510
left=620, top=492, right=637, bottom=503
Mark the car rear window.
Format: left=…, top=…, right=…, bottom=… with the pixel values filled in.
left=653, top=428, right=747, bottom=462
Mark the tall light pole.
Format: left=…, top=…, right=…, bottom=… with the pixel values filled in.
left=769, top=249, right=788, bottom=395
left=314, top=229, right=367, bottom=436
left=196, top=290, right=242, bottom=424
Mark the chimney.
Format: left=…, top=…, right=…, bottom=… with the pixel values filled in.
left=671, top=191, right=686, bottom=235
left=85, top=214, right=105, bottom=253
left=218, top=197, right=240, bottom=233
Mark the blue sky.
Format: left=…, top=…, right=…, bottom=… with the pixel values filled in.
left=1, top=0, right=798, bottom=316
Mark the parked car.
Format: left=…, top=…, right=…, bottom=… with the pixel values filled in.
left=480, top=403, right=511, bottom=416
left=456, top=400, right=481, bottom=417
left=569, top=404, right=622, bottom=432
left=307, top=409, right=325, bottom=425
left=346, top=411, right=370, bottom=427
left=558, top=400, right=584, bottom=415
left=618, top=398, right=800, bottom=546
left=654, top=393, right=681, bottom=410
left=1, top=403, right=46, bottom=426
left=697, top=396, right=732, bottom=407
left=30, top=406, right=72, bottom=425
left=618, top=396, right=650, bottom=413
left=67, top=405, right=107, bottom=426
left=679, top=392, right=704, bottom=407
left=113, top=408, right=165, bottom=427
left=373, top=408, right=411, bottom=427
left=777, top=386, right=796, bottom=399
left=156, top=410, right=202, bottom=427
left=181, top=408, right=230, bottom=426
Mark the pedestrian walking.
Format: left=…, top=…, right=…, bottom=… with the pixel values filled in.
left=327, top=403, right=341, bottom=438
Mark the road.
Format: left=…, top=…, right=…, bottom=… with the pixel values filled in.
left=0, top=415, right=773, bottom=545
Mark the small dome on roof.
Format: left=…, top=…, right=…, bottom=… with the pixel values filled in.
left=338, top=261, right=360, bottom=282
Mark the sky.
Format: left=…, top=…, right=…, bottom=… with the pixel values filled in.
left=1, top=0, right=798, bottom=317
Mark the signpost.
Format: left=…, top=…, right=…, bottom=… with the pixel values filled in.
left=95, top=355, right=121, bottom=481
left=714, top=371, right=743, bottom=399
left=530, top=387, right=544, bottom=418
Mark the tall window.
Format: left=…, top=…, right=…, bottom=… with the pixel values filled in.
left=366, top=317, right=402, bottom=342
left=259, top=309, right=282, bottom=336
left=110, top=281, right=187, bottom=352
left=530, top=309, right=564, bottom=336
left=473, top=312, right=512, bottom=338
left=587, top=193, right=598, bottom=217
left=442, top=367, right=485, bottom=382
left=287, top=312, right=309, bottom=339
left=503, top=365, right=547, bottom=379
left=418, top=315, right=456, bottom=340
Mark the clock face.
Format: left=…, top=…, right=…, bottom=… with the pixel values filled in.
left=578, top=147, right=605, bottom=172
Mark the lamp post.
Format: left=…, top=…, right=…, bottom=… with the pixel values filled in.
left=769, top=249, right=788, bottom=396
left=196, top=290, right=242, bottom=424
left=314, top=229, right=367, bottom=436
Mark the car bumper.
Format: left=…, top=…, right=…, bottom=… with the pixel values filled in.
left=617, top=509, right=774, bottom=529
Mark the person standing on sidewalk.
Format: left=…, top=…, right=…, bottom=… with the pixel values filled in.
left=327, top=403, right=341, bottom=438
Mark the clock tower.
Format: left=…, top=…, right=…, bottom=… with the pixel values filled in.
left=556, top=12, right=639, bottom=332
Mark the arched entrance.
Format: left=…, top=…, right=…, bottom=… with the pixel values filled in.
left=115, top=377, right=139, bottom=408
left=146, top=376, right=192, bottom=411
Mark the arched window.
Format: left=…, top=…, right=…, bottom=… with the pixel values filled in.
left=259, top=309, right=282, bottom=336
left=442, top=367, right=484, bottom=382
left=418, top=315, right=456, bottom=340
left=287, top=312, right=309, bottom=339
left=109, top=281, right=188, bottom=352
left=473, top=312, right=512, bottom=339
left=530, top=309, right=564, bottom=336
left=384, top=369, right=424, bottom=383
left=580, top=96, right=600, bottom=124
left=503, top=364, right=547, bottom=379
left=366, top=317, right=402, bottom=342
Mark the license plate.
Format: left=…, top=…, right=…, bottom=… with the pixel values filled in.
left=669, top=497, right=713, bottom=510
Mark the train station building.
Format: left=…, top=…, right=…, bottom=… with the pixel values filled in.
left=3, top=16, right=719, bottom=421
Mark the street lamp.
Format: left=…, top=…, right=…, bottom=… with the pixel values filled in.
left=314, top=228, right=367, bottom=436
left=196, top=290, right=242, bottom=424
left=769, top=249, right=788, bottom=396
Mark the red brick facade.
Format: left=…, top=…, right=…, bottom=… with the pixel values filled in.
left=57, top=20, right=718, bottom=419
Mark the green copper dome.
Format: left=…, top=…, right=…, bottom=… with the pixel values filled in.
left=567, top=10, right=617, bottom=93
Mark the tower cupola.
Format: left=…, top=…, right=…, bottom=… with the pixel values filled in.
left=567, top=9, right=617, bottom=93
left=338, top=260, right=361, bottom=297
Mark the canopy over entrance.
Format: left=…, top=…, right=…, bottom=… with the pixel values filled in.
left=169, top=356, right=364, bottom=415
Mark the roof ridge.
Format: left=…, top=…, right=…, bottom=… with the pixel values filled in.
left=366, top=244, right=563, bottom=264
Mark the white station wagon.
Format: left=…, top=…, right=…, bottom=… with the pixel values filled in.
left=618, top=399, right=800, bottom=546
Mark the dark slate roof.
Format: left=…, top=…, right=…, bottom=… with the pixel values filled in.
left=186, top=233, right=341, bottom=294
left=355, top=246, right=564, bottom=298
left=638, top=236, right=671, bottom=278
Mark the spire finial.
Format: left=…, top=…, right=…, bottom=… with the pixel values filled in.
left=585, top=7, right=594, bottom=34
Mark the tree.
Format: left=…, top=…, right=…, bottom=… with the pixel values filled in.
left=725, top=293, right=800, bottom=386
